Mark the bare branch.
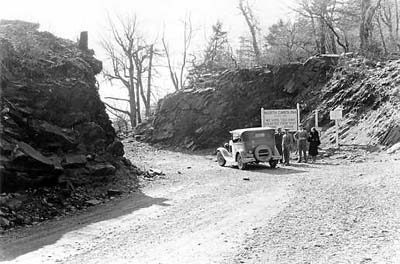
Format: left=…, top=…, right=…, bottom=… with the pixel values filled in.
left=104, top=102, right=131, bottom=116
left=180, top=14, right=192, bottom=89
left=104, top=97, right=130, bottom=102
left=162, top=33, right=179, bottom=90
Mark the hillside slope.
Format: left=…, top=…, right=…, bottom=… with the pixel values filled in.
left=302, top=57, right=400, bottom=147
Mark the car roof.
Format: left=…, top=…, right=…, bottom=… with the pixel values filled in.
left=230, top=127, right=275, bottom=136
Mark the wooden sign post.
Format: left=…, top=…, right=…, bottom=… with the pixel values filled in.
left=329, top=107, right=343, bottom=148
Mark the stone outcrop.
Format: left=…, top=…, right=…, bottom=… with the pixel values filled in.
left=147, top=56, right=337, bottom=149
left=145, top=53, right=400, bottom=150
left=0, top=20, right=126, bottom=192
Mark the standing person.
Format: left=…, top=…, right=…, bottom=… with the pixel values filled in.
left=294, top=125, right=308, bottom=163
left=274, top=128, right=284, bottom=163
left=308, top=127, right=321, bottom=162
left=282, top=128, right=293, bottom=165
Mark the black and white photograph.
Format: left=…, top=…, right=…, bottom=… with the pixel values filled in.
left=1, top=0, right=400, bottom=263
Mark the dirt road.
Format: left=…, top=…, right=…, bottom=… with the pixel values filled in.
left=1, top=141, right=400, bottom=263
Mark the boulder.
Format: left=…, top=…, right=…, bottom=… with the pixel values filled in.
left=106, top=140, right=124, bottom=157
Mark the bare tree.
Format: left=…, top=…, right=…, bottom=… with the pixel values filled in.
left=162, top=14, right=193, bottom=91
left=376, top=13, right=388, bottom=53
left=294, top=0, right=351, bottom=54
left=145, top=44, right=154, bottom=117
left=101, top=14, right=156, bottom=128
left=360, top=0, right=382, bottom=54
left=238, top=0, right=262, bottom=65
left=378, top=0, right=400, bottom=51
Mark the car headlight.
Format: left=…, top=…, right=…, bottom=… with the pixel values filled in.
left=248, top=150, right=253, bottom=154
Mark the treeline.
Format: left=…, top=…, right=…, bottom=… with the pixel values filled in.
left=263, top=0, right=400, bottom=64
left=193, top=0, right=400, bottom=71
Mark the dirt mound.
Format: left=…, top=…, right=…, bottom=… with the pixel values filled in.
left=148, top=56, right=336, bottom=149
left=0, top=20, right=139, bottom=229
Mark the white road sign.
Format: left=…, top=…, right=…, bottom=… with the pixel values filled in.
left=330, top=108, right=343, bottom=120
left=261, top=108, right=298, bottom=131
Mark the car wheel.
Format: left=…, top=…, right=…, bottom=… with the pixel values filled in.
left=237, top=154, right=247, bottom=170
left=269, top=160, right=278, bottom=169
left=217, top=151, right=226, bottom=167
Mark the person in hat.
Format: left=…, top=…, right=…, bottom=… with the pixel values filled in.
left=308, top=127, right=321, bottom=162
left=294, top=125, right=308, bottom=162
left=282, top=128, right=294, bottom=165
left=274, top=128, right=284, bottom=163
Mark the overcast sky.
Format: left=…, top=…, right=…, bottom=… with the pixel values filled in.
left=1, top=0, right=295, bottom=107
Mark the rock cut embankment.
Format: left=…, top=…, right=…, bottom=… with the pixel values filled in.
left=147, top=56, right=337, bottom=149
left=145, top=54, right=400, bottom=150
left=0, top=20, right=130, bottom=193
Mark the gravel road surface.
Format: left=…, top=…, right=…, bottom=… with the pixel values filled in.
left=1, top=141, right=399, bottom=264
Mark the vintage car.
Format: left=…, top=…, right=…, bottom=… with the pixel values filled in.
left=216, top=127, right=281, bottom=169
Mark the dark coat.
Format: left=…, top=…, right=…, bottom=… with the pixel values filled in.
left=308, top=131, right=320, bottom=156
left=275, top=132, right=283, bottom=154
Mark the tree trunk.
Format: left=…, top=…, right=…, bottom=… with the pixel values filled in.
left=310, top=15, right=321, bottom=54
left=330, top=32, right=337, bottom=54
left=377, top=15, right=388, bottom=54
left=136, top=82, right=141, bottom=124
left=239, top=0, right=261, bottom=65
left=135, top=65, right=142, bottom=124
left=319, top=18, right=326, bottom=54
left=396, top=0, right=399, bottom=40
left=249, top=25, right=262, bottom=64
left=146, top=45, right=154, bottom=117
left=128, top=58, right=137, bottom=128
left=162, top=38, right=179, bottom=91
left=360, top=0, right=382, bottom=54
left=128, top=88, right=136, bottom=128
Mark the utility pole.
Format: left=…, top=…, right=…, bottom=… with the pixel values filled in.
left=330, top=107, right=343, bottom=149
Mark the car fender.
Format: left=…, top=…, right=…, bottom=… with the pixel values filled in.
left=217, top=147, right=232, bottom=159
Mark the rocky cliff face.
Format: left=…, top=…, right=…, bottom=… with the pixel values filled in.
left=0, top=20, right=126, bottom=192
left=148, top=56, right=337, bottom=149
left=146, top=54, right=400, bottom=150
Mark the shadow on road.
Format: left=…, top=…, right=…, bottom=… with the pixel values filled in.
left=0, top=190, right=169, bottom=261
left=225, top=164, right=306, bottom=175
left=251, top=164, right=306, bottom=175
